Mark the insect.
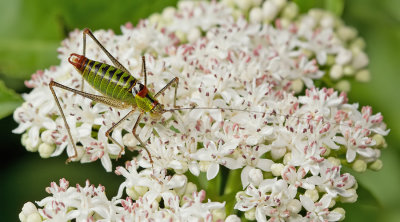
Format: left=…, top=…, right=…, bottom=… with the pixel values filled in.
left=49, top=28, right=371, bottom=165
left=50, top=28, right=179, bottom=163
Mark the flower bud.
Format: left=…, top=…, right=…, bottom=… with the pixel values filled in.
left=175, top=30, right=187, bottom=42
left=212, top=208, right=226, bottom=221
left=249, top=7, right=263, bottom=23
left=272, top=0, right=287, bottom=9
left=350, top=37, right=366, bottom=51
left=148, top=13, right=162, bottom=25
left=280, top=18, right=291, bottom=29
left=38, top=143, right=56, bottom=158
left=304, top=189, right=319, bottom=202
left=271, top=163, right=285, bottom=176
left=355, top=69, right=370, bottom=82
left=369, top=159, right=383, bottom=171
left=187, top=28, right=201, bottom=43
left=26, top=213, right=42, bottom=222
left=225, top=215, right=241, bottom=222
left=352, top=51, right=369, bottom=69
left=309, top=9, right=323, bottom=20
left=326, top=54, right=336, bottom=66
left=340, top=188, right=358, bottom=203
left=234, top=0, right=252, bottom=11
left=262, top=1, right=279, bottom=22
left=249, top=168, right=263, bottom=186
left=22, top=202, right=37, bottom=216
left=21, top=133, right=29, bottom=147
left=290, top=79, right=303, bottom=93
left=282, top=2, right=298, bottom=20
left=40, top=130, right=54, bottom=144
left=283, top=152, right=291, bottom=165
left=244, top=208, right=256, bottom=221
left=271, top=146, right=287, bottom=160
left=287, top=199, right=302, bottom=213
left=372, top=134, right=386, bottom=148
left=343, top=65, right=355, bottom=76
left=162, top=7, right=176, bottom=21
left=337, top=26, right=357, bottom=42
left=25, top=137, right=41, bottom=152
left=330, top=65, right=343, bottom=80
left=333, top=207, right=346, bottom=221
left=336, top=80, right=351, bottom=92
left=184, top=182, right=198, bottom=196
left=18, top=212, right=25, bottom=222
left=352, top=159, right=367, bottom=173
left=327, top=157, right=341, bottom=167
left=320, top=14, right=335, bottom=28
left=20, top=202, right=41, bottom=222
left=122, top=133, right=138, bottom=147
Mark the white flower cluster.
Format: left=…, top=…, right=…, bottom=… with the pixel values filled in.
left=19, top=166, right=226, bottom=221
left=223, top=0, right=371, bottom=89
left=16, top=0, right=389, bottom=221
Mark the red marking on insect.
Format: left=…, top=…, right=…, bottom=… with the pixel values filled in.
left=137, top=85, right=149, bottom=98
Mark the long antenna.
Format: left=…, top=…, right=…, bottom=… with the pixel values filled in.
left=166, top=106, right=265, bottom=114
left=164, top=106, right=365, bottom=129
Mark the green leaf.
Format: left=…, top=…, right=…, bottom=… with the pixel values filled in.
left=293, top=0, right=323, bottom=13
left=0, top=80, right=23, bottom=119
left=338, top=183, right=383, bottom=222
left=0, top=39, right=59, bottom=80
left=324, top=0, right=345, bottom=16
left=0, top=0, right=179, bottom=81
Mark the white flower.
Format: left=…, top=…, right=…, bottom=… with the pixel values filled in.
left=316, top=162, right=356, bottom=197
left=80, top=128, right=120, bottom=172
left=192, top=138, right=239, bottom=180
left=281, top=165, right=316, bottom=190
left=165, top=190, right=226, bottom=221
left=300, top=195, right=342, bottom=222
left=13, top=102, right=56, bottom=148
left=235, top=178, right=298, bottom=222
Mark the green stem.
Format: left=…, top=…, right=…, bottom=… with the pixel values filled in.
left=223, top=169, right=242, bottom=215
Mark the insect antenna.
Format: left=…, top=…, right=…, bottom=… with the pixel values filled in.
left=164, top=106, right=356, bottom=129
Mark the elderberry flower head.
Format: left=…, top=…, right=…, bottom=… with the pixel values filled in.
left=17, top=1, right=388, bottom=221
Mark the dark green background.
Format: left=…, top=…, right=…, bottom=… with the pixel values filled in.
left=0, top=0, right=399, bottom=221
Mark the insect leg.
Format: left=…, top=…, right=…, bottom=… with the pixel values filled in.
left=105, top=109, right=136, bottom=159
left=49, top=80, right=131, bottom=162
left=83, top=28, right=131, bottom=75
left=154, top=77, right=180, bottom=108
left=49, top=81, right=78, bottom=163
left=50, top=80, right=131, bottom=109
left=132, top=112, right=153, bottom=164
left=141, top=56, right=147, bottom=87
left=80, top=29, right=87, bottom=91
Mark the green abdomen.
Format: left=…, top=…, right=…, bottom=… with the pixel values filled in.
left=81, top=59, right=136, bottom=105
